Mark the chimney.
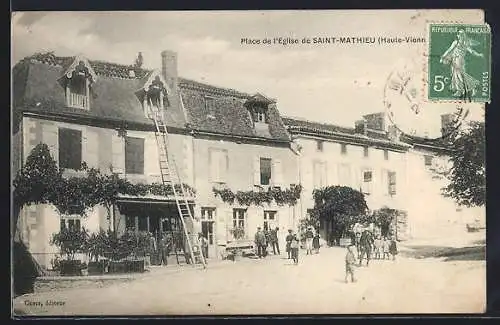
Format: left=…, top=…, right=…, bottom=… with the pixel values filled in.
left=364, top=112, right=387, bottom=132
left=354, top=119, right=367, bottom=135
left=441, top=113, right=456, bottom=136
left=161, top=50, right=178, bottom=93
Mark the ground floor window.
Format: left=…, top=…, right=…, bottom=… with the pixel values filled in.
left=201, top=208, right=216, bottom=245
left=263, top=210, right=277, bottom=231
left=60, top=217, right=81, bottom=232
left=232, top=209, right=247, bottom=239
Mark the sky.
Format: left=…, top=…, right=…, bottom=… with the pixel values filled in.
left=11, top=10, right=485, bottom=137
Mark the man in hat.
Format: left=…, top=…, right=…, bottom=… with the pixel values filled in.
left=254, top=227, right=267, bottom=258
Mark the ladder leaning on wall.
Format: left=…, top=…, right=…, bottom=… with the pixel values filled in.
left=148, top=104, right=206, bottom=269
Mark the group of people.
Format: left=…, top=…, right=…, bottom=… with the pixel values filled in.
left=345, top=231, right=399, bottom=283
left=254, top=226, right=281, bottom=258
left=254, top=226, right=321, bottom=265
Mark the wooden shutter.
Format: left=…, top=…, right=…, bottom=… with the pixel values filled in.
left=272, top=159, right=283, bottom=187
left=111, top=133, right=125, bottom=175
left=146, top=135, right=160, bottom=182
left=84, top=129, right=99, bottom=169
left=42, top=122, right=59, bottom=164
left=253, top=156, right=261, bottom=186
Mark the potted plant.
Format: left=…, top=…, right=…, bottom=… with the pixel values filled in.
left=85, top=230, right=109, bottom=275
left=50, top=227, right=89, bottom=276
left=229, top=226, right=245, bottom=261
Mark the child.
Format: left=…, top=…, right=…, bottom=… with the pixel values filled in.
left=389, top=236, right=398, bottom=261
left=373, top=235, right=382, bottom=260
left=290, top=233, right=300, bottom=264
left=382, top=237, right=390, bottom=260
left=345, top=244, right=357, bottom=283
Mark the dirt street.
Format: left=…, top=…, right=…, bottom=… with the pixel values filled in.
left=13, top=232, right=485, bottom=315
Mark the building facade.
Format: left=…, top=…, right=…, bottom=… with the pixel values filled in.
left=283, top=113, right=411, bottom=241
left=12, top=51, right=299, bottom=268
left=12, top=51, right=484, bottom=269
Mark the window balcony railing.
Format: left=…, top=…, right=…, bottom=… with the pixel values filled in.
left=68, top=93, right=89, bottom=110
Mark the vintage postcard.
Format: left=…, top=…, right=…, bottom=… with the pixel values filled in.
left=11, top=10, right=487, bottom=316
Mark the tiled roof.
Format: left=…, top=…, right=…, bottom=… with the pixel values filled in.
left=282, top=117, right=356, bottom=135
left=12, top=52, right=290, bottom=142
left=283, top=116, right=411, bottom=150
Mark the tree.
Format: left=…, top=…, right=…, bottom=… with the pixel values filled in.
left=443, top=121, right=485, bottom=207
left=312, top=186, right=369, bottom=245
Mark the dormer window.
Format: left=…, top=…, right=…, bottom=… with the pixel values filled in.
left=136, top=70, right=170, bottom=119
left=252, top=105, right=268, bottom=124
left=61, top=57, right=97, bottom=110
left=147, top=76, right=166, bottom=109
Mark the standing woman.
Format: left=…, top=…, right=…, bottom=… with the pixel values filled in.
left=313, top=230, right=321, bottom=254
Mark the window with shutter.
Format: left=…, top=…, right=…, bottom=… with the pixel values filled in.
left=125, top=137, right=145, bottom=174
left=260, top=158, right=272, bottom=186
left=362, top=170, right=373, bottom=195
left=58, top=128, right=82, bottom=170
left=209, top=149, right=228, bottom=183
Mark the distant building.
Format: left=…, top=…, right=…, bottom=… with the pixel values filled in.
left=283, top=112, right=484, bottom=242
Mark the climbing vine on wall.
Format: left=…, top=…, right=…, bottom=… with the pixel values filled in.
left=212, top=184, right=302, bottom=207
left=13, top=143, right=196, bottom=218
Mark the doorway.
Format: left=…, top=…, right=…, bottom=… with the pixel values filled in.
left=200, top=207, right=216, bottom=259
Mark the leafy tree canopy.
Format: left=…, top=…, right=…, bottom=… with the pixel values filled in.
left=312, top=186, right=368, bottom=220
left=443, top=121, right=485, bottom=207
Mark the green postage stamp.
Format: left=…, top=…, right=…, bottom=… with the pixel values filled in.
left=428, top=23, right=491, bottom=102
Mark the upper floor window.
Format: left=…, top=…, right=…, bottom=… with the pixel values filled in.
left=363, top=146, right=369, bottom=158
left=209, top=148, right=228, bottom=183
left=125, top=136, right=145, bottom=174
left=313, top=161, right=327, bottom=189
left=317, top=140, right=324, bottom=152
left=362, top=170, right=373, bottom=195
left=384, top=149, right=389, bottom=160
left=341, top=144, right=348, bottom=155
left=260, top=158, right=272, bottom=186
left=58, top=128, right=82, bottom=170
left=388, top=171, right=397, bottom=195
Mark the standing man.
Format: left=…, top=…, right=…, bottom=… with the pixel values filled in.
left=285, top=229, right=294, bottom=259
left=270, top=227, right=280, bottom=255
left=254, top=227, right=267, bottom=258
left=305, top=226, right=314, bottom=255
left=199, top=232, right=209, bottom=261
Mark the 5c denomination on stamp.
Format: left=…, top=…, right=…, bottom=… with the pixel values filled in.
left=428, top=23, right=491, bottom=103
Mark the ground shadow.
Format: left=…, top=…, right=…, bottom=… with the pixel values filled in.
left=400, top=245, right=485, bottom=262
